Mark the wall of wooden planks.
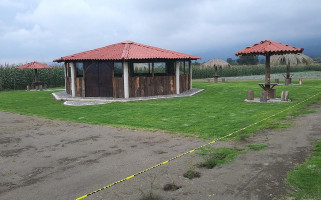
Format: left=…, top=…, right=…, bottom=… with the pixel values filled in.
left=66, top=77, right=71, bottom=94
left=75, top=77, right=85, bottom=97
left=128, top=75, right=178, bottom=97
left=112, top=77, right=124, bottom=98
left=179, top=74, right=190, bottom=93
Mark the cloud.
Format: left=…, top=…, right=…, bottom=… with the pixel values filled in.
left=0, top=0, right=24, bottom=8
left=3, top=24, right=52, bottom=45
left=1, top=0, right=321, bottom=64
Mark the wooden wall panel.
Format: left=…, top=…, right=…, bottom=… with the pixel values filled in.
left=66, top=77, right=71, bottom=94
left=113, top=77, right=124, bottom=98
left=69, top=74, right=188, bottom=98
left=75, top=77, right=85, bottom=97
left=129, top=76, right=177, bottom=97
left=179, top=74, right=190, bottom=93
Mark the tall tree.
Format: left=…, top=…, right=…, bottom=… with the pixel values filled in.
left=226, top=58, right=236, bottom=65
left=237, top=55, right=259, bottom=65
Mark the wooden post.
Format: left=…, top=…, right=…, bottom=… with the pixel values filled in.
left=222, top=78, right=226, bottom=82
left=123, top=62, right=129, bottom=98
left=39, top=85, right=43, bottom=91
left=275, top=79, right=279, bottom=84
left=281, top=91, right=289, bottom=101
left=64, top=63, right=67, bottom=91
left=260, top=92, right=267, bottom=102
left=151, top=62, right=154, bottom=77
left=286, top=64, right=290, bottom=79
left=299, top=78, right=303, bottom=85
left=265, top=53, right=271, bottom=89
left=214, top=77, right=218, bottom=83
left=285, top=78, right=291, bottom=85
left=247, top=90, right=254, bottom=100
left=27, top=85, right=30, bottom=91
left=207, top=78, right=211, bottom=83
left=189, top=60, right=192, bottom=89
left=175, top=61, right=180, bottom=94
left=214, top=66, right=218, bottom=77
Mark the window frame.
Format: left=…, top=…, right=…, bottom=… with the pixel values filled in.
left=113, top=62, right=123, bottom=77
left=75, top=62, right=83, bottom=77
left=153, top=62, right=167, bottom=75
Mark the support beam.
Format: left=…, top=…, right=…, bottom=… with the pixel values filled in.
left=64, top=63, right=67, bottom=91
left=123, top=62, right=129, bottom=98
left=175, top=61, right=180, bottom=94
left=70, top=62, right=76, bottom=97
left=265, top=53, right=271, bottom=88
left=189, top=60, right=192, bottom=89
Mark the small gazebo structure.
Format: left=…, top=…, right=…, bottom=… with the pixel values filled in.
left=235, top=40, right=303, bottom=98
left=18, top=61, right=53, bottom=89
left=202, top=58, right=230, bottom=82
left=271, top=53, right=313, bottom=85
left=54, top=41, right=200, bottom=98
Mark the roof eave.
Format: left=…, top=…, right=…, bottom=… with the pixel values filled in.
left=53, top=57, right=201, bottom=63
left=235, top=49, right=304, bottom=56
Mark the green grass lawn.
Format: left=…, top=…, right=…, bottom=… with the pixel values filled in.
left=0, top=80, right=321, bottom=139
left=286, top=140, right=321, bottom=199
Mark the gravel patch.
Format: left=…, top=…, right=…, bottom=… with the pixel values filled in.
left=53, top=88, right=204, bottom=106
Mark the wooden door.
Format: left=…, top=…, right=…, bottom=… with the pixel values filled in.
left=85, top=62, right=113, bottom=97
left=98, top=62, right=113, bottom=97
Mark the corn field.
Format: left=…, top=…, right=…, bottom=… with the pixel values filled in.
left=1, top=63, right=321, bottom=91
left=0, top=64, right=65, bottom=91
left=192, top=64, right=321, bottom=79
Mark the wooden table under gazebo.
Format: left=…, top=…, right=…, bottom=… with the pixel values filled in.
left=54, top=41, right=201, bottom=98
left=235, top=40, right=303, bottom=99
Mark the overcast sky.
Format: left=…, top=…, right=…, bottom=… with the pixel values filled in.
left=1, top=0, right=321, bottom=64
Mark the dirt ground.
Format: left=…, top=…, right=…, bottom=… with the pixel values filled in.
left=0, top=103, right=321, bottom=200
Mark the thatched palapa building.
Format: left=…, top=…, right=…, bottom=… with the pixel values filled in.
left=54, top=41, right=200, bottom=98
left=271, top=53, right=313, bottom=84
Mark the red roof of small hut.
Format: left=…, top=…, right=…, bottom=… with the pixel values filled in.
left=54, top=40, right=201, bottom=62
left=235, top=40, right=304, bottom=56
left=18, top=61, right=53, bottom=69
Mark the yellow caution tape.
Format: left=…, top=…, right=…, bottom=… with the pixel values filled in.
left=75, top=90, right=321, bottom=200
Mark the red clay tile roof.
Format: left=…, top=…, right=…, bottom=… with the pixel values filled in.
left=18, top=61, right=53, bottom=69
left=235, top=40, right=304, bottom=56
left=54, top=40, right=201, bottom=62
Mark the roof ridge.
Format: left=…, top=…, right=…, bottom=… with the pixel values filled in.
left=121, top=43, right=130, bottom=59
left=133, top=41, right=187, bottom=57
